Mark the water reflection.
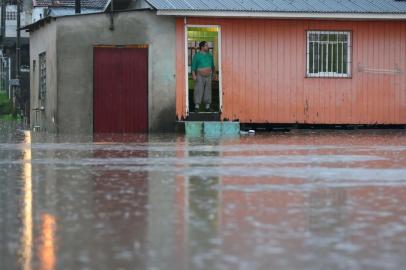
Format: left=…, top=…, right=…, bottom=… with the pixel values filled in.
left=0, top=129, right=405, bottom=270
left=308, top=188, right=348, bottom=234
left=21, top=131, right=33, bottom=270
left=187, top=176, right=221, bottom=269
left=187, top=140, right=221, bottom=270
left=91, top=139, right=148, bottom=270
left=39, top=214, right=56, bottom=270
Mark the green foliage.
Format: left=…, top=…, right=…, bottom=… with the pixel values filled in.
left=0, top=114, right=17, bottom=121
left=0, top=92, right=13, bottom=115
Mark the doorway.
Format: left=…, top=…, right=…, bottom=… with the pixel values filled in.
left=186, top=26, right=221, bottom=113
left=93, top=46, right=148, bottom=133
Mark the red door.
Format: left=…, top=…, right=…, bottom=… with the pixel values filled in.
left=93, top=47, right=148, bottom=133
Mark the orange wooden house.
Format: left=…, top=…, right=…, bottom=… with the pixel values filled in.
left=148, top=0, right=406, bottom=125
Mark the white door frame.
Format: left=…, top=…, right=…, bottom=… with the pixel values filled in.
left=184, top=24, right=222, bottom=114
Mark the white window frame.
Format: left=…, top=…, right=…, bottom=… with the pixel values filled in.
left=306, top=31, right=351, bottom=78
left=184, top=24, right=222, bottom=114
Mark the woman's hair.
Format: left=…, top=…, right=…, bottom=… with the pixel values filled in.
left=199, top=41, right=207, bottom=49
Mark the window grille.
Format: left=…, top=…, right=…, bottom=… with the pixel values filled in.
left=6, top=11, right=17, bottom=21
left=39, top=53, right=46, bottom=100
left=307, top=31, right=351, bottom=78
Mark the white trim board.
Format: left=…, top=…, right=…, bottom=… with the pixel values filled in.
left=158, top=10, right=406, bottom=20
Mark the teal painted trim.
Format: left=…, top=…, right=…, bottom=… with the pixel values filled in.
left=204, top=122, right=222, bottom=137
left=185, top=122, right=203, bottom=137
left=222, top=122, right=240, bottom=136
left=184, top=121, right=240, bottom=137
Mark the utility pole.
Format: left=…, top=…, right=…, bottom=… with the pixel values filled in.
left=0, top=0, right=5, bottom=48
left=0, top=0, right=6, bottom=101
left=75, top=0, right=81, bottom=14
left=16, top=0, right=20, bottom=82
left=1, top=0, right=6, bottom=98
left=12, top=0, right=21, bottom=117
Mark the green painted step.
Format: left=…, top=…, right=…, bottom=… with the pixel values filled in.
left=185, top=121, right=204, bottom=137
left=204, top=122, right=222, bottom=137
left=184, top=121, right=240, bottom=137
left=222, top=121, right=241, bottom=136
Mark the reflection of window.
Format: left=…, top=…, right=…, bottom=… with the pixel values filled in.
left=6, top=11, right=17, bottom=20
left=307, top=31, right=351, bottom=78
left=39, top=52, right=46, bottom=100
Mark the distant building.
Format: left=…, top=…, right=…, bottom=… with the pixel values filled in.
left=32, top=0, right=108, bottom=23
left=1, top=0, right=108, bottom=118
left=0, top=0, right=31, bottom=116
left=3, top=4, right=29, bottom=38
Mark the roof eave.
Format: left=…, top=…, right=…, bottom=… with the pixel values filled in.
left=103, top=0, right=111, bottom=12
left=21, top=16, right=54, bottom=32
left=156, top=10, right=406, bottom=20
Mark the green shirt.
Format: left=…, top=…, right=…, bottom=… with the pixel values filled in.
left=191, top=52, right=215, bottom=72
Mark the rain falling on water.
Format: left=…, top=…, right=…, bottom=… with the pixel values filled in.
left=0, top=123, right=405, bottom=270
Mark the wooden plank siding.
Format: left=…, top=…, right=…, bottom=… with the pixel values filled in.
left=176, top=18, right=406, bottom=124
left=94, top=47, right=148, bottom=133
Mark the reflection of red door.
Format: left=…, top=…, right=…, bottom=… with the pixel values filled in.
left=94, top=47, right=148, bottom=133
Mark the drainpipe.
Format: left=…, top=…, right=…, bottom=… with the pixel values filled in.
left=109, top=0, right=114, bottom=31
left=75, top=0, right=81, bottom=14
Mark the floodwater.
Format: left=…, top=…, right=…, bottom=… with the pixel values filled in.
left=1, top=122, right=406, bottom=270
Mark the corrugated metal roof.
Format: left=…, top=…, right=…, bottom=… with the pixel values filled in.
left=49, top=7, right=103, bottom=16
left=33, top=0, right=108, bottom=9
left=146, top=0, right=406, bottom=13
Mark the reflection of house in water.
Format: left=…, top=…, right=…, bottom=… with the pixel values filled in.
left=0, top=131, right=31, bottom=270
left=172, top=138, right=222, bottom=269
left=308, top=188, right=348, bottom=234
left=171, top=134, right=406, bottom=268
left=24, top=133, right=151, bottom=270
left=92, top=137, right=149, bottom=269
left=4, top=131, right=406, bottom=269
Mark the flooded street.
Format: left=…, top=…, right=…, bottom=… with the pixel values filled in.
left=1, top=124, right=406, bottom=270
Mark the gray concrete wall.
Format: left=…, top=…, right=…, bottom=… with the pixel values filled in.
left=55, top=10, right=176, bottom=134
left=29, top=20, right=58, bottom=132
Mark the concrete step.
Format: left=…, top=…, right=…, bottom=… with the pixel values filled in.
left=179, top=121, right=240, bottom=137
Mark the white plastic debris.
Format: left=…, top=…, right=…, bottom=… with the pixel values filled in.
left=240, top=129, right=256, bottom=135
